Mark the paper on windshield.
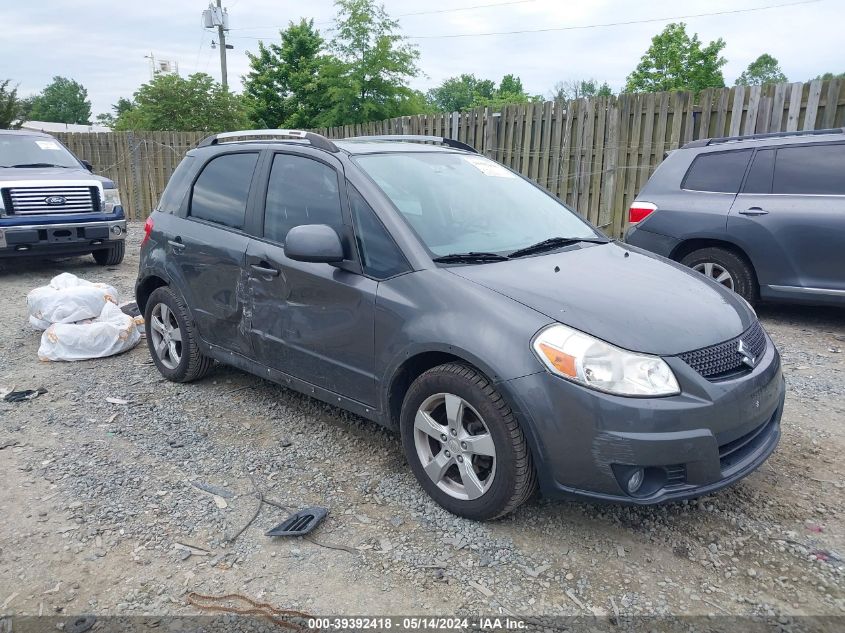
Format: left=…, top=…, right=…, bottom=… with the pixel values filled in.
left=35, top=140, right=62, bottom=150
left=462, top=155, right=516, bottom=178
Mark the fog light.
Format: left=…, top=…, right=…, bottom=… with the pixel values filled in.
left=627, top=468, right=645, bottom=494
left=111, top=225, right=122, bottom=236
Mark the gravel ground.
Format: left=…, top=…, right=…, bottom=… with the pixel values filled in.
left=0, top=224, right=843, bottom=622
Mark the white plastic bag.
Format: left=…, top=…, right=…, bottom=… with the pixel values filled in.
left=38, top=302, right=141, bottom=362
left=27, top=273, right=119, bottom=330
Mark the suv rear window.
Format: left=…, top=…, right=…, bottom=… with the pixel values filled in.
left=190, top=152, right=258, bottom=229
left=682, top=150, right=752, bottom=193
left=773, top=144, right=845, bottom=195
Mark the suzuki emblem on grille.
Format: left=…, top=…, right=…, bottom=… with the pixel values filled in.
left=44, top=195, right=67, bottom=205
left=737, top=340, right=756, bottom=369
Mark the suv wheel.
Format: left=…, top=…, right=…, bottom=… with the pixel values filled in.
left=680, top=247, right=757, bottom=305
left=400, top=363, right=536, bottom=521
left=144, top=286, right=213, bottom=382
left=92, top=241, right=125, bottom=266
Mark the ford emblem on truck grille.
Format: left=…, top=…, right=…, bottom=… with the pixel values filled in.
left=45, top=195, right=66, bottom=205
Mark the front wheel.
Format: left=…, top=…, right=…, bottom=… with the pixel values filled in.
left=92, top=241, right=125, bottom=266
left=400, top=363, right=536, bottom=521
left=680, top=247, right=758, bottom=305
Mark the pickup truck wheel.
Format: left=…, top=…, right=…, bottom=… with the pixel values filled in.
left=680, top=247, right=758, bottom=305
left=400, top=363, right=537, bottom=521
left=144, top=286, right=213, bottom=382
left=92, top=241, right=125, bottom=266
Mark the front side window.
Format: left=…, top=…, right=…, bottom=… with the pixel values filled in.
left=773, top=144, right=845, bottom=195
left=354, top=153, right=598, bottom=256
left=348, top=185, right=410, bottom=279
left=682, top=150, right=752, bottom=193
left=264, top=154, right=344, bottom=244
left=190, top=152, right=258, bottom=229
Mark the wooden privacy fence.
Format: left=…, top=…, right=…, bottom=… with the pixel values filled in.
left=56, top=79, right=844, bottom=235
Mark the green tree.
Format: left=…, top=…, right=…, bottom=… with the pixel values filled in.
left=426, top=73, right=536, bottom=112
left=550, top=79, right=612, bottom=101
left=813, top=72, right=845, bottom=81
left=624, top=23, right=726, bottom=94
left=29, top=76, right=92, bottom=124
left=318, top=0, right=420, bottom=125
left=95, top=97, right=134, bottom=128
left=0, top=80, right=26, bottom=129
left=114, top=73, right=247, bottom=132
left=735, top=54, right=787, bottom=86
left=242, top=19, right=330, bottom=129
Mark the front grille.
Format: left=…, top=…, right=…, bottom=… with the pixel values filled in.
left=2, top=186, right=100, bottom=215
left=679, top=321, right=767, bottom=380
left=664, top=464, right=686, bottom=489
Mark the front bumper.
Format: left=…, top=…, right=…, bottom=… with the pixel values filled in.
left=0, top=219, right=126, bottom=257
left=501, top=329, right=784, bottom=503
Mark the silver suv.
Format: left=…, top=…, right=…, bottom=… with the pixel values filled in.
left=625, top=128, right=845, bottom=306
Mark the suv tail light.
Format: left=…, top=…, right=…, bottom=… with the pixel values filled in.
left=141, top=216, right=154, bottom=245
left=629, top=202, right=657, bottom=225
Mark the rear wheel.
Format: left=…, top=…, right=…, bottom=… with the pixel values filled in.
left=680, top=247, right=757, bottom=305
left=145, top=286, right=213, bottom=382
left=400, top=363, right=536, bottom=521
left=92, top=241, right=125, bottom=266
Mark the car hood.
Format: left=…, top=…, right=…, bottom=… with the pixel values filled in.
left=446, top=241, right=755, bottom=356
left=0, top=167, right=113, bottom=187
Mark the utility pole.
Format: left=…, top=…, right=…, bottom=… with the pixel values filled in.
left=216, top=0, right=228, bottom=90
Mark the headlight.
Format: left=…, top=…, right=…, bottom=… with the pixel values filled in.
left=103, top=188, right=122, bottom=213
left=532, top=324, right=680, bottom=397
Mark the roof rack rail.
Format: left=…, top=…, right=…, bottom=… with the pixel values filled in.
left=344, top=134, right=479, bottom=154
left=197, top=129, right=339, bottom=152
left=683, top=127, right=845, bottom=149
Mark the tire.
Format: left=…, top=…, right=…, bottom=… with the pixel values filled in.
left=680, top=247, right=758, bottom=305
left=144, top=286, right=213, bottom=383
left=93, top=241, right=126, bottom=266
left=400, top=362, right=537, bottom=521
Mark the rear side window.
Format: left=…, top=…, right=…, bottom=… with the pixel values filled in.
left=190, top=152, right=259, bottom=229
left=348, top=185, right=410, bottom=279
left=682, top=150, right=752, bottom=193
left=773, top=144, right=845, bottom=195
left=158, top=156, right=195, bottom=213
left=743, top=149, right=775, bottom=194
left=264, top=153, right=343, bottom=243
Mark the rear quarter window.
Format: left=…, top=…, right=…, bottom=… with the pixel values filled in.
left=190, top=152, right=259, bottom=229
left=158, top=156, right=195, bottom=214
left=682, top=149, right=753, bottom=193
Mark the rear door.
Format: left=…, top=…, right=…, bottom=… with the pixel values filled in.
left=728, top=142, right=845, bottom=293
left=170, top=150, right=260, bottom=357
left=245, top=149, right=380, bottom=405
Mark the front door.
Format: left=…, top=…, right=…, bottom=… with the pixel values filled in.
left=728, top=143, right=845, bottom=294
left=246, top=150, right=379, bottom=406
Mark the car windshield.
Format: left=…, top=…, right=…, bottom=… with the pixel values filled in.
left=0, top=134, right=81, bottom=168
left=354, top=152, right=600, bottom=257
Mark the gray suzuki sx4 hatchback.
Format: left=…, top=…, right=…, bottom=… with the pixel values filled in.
left=136, top=131, right=784, bottom=521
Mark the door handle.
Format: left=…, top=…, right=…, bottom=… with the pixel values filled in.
left=250, top=263, right=280, bottom=277
left=739, top=207, right=769, bottom=216
left=168, top=238, right=186, bottom=250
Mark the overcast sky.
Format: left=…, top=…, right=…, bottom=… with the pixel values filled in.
left=2, top=0, right=842, bottom=117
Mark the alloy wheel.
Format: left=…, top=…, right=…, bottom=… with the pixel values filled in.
left=692, top=261, right=735, bottom=291
left=149, top=302, right=183, bottom=370
left=413, top=392, right=496, bottom=501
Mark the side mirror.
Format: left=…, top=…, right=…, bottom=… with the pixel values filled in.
left=284, top=224, right=344, bottom=264
left=80, top=159, right=93, bottom=172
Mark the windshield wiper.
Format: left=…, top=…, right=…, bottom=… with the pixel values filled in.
left=509, top=236, right=608, bottom=258
left=432, top=251, right=510, bottom=263
left=8, top=163, right=71, bottom=168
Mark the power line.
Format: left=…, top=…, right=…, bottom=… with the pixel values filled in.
left=403, top=0, right=821, bottom=39
left=227, top=0, right=536, bottom=32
